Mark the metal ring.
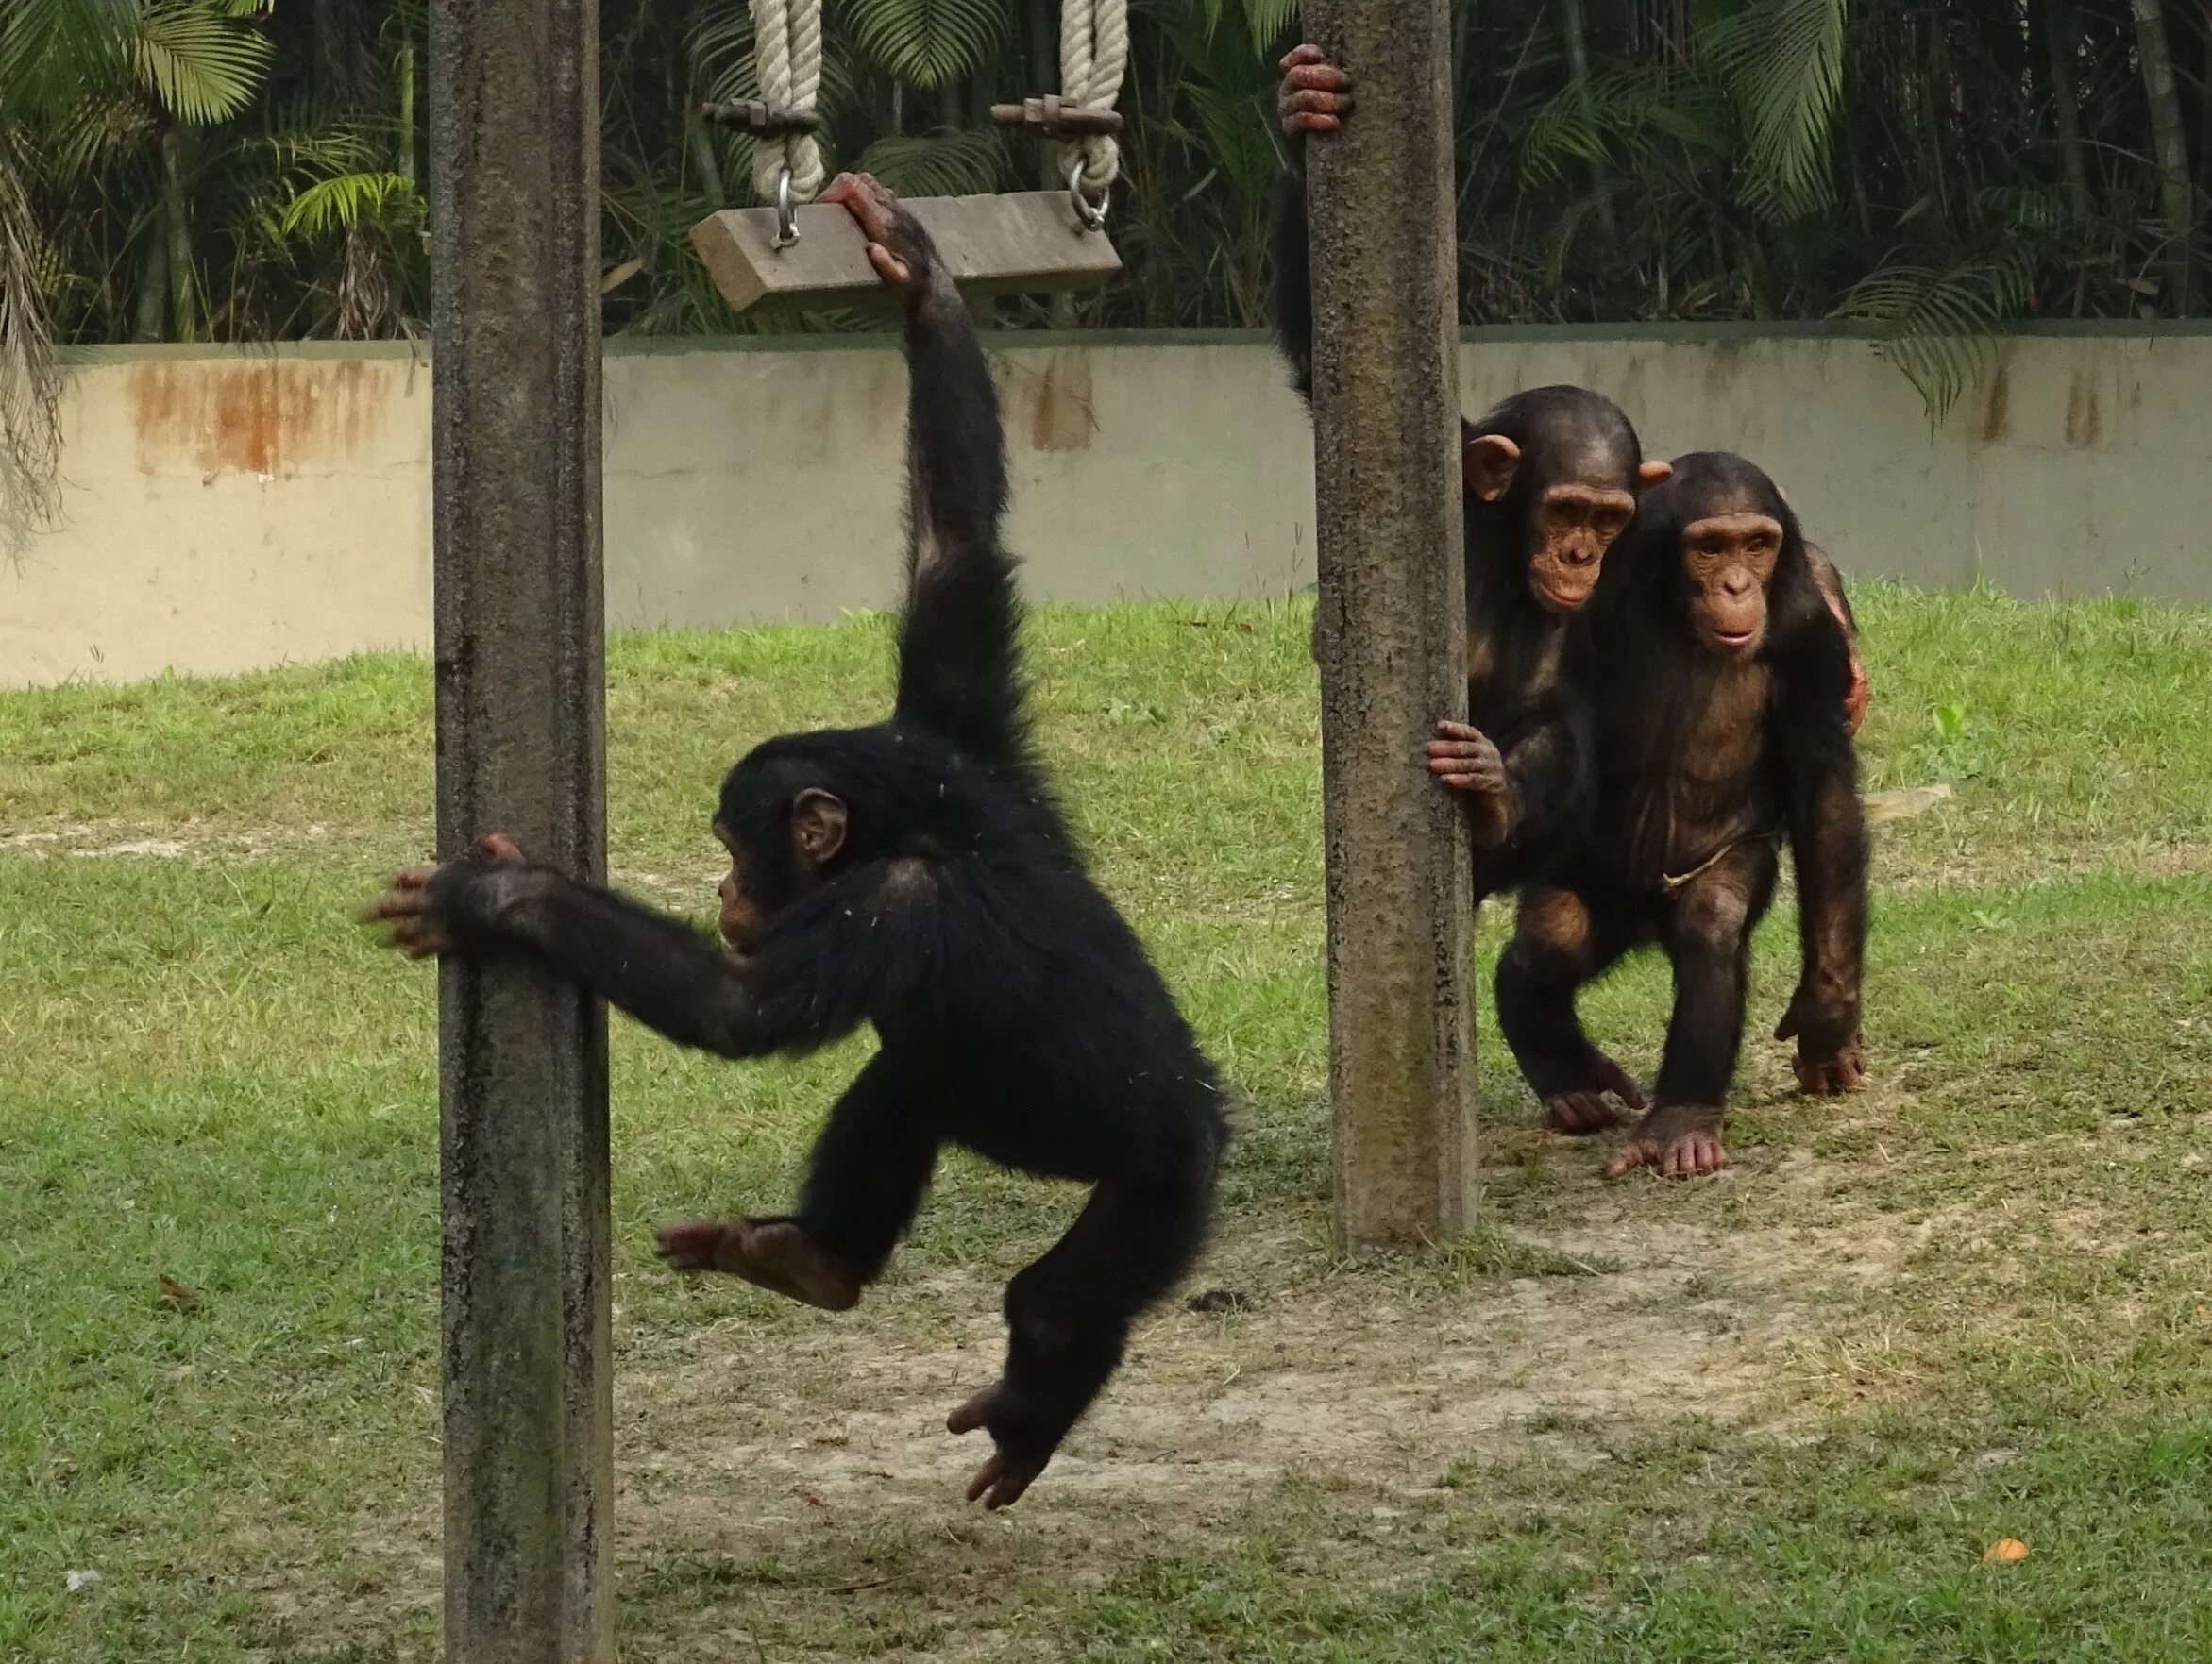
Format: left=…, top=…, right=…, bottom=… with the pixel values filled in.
left=773, top=167, right=799, bottom=249
left=1067, top=159, right=1108, bottom=232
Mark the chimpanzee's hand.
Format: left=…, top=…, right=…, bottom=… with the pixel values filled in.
left=820, top=172, right=924, bottom=294
left=946, top=1380, right=1057, bottom=1510
left=1774, top=986, right=1866, bottom=1094
left=363, top=832, right=537, bottom=959
left=1816, top=578, right=1869, bottom=734
left=1427, top=719, right=1516, bottom=849
left=1278, top=45, right=1353, bottom=142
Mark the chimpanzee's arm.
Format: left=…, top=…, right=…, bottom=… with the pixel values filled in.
left=381, top=852, right=932, bottom=1059
left=1500, top=699, right=1596, bottom=855
left=886, top=232, right=1026, bottom=768
left=1805, top=543, right=1869, bottom=733
left=1269, top=44, right=1353, bottom=409
left=1773, top=636, right=1869, bottom=1068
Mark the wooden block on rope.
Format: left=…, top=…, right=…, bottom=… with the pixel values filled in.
left=690, top=192, right=1121, bottom=312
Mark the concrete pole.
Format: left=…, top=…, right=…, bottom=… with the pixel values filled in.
left=428, top=0, right=612, bottom=1658
left=1304, top=0, right=1478, bottom=1248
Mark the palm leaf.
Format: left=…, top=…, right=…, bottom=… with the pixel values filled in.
left=1697, top=0, right=1846, bottom=222
left=1238, top=0, right=1300, bottom=58
left=839, top=0, right=1005, bottom=90
left=132, top=0, right=275, bottom=125
left=279, top=171, right=424, bottom=239
left=851, top=129, right=1006, bottom=197
left=1188, top=84, right=1277, bottom=204
left=0, top=0, right=136, bottom=116
left=1521, top=67, right=1729, bottom=190
left=1978, top=184, right=2068, bottom=237
left=1828, top=252, right=2035, bottom=427
left=0, top=126, right=64, bottom=536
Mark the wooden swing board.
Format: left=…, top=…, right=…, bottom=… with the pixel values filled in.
left=690, top=192, right=1121, bottom=312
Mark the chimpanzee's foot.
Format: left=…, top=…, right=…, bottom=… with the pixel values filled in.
left=1607, top=1103, right=1728, bottom=1179
left=1539, top=1051, right=1646, bottom=1135
left=654, top=1217, right=864, bottom=1310
left=946, top=1381, right=1053, bottom=1510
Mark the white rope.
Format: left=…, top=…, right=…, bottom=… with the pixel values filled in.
left=749, top=0, right=825, bottom=203
left=1060, top=0, right=1127, bottom=193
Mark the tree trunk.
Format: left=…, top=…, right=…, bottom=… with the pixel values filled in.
left=161, top=127, right=194, bottom=343
left=1557, top=0, right=1618, bottom=239
left=2131, top=0, right=2196, bottom=312
left=1304, top=0, right=1478, bottom=1249
left=2044, top=0, right=2092, bottom=222
left=133, top=228, right=167, bottom=343
left=397, top=10, right=417, bottom=185
left=312, top=0, right=371, bottom=111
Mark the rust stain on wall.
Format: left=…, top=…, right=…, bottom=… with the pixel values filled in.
left=129, top=358, right=380, bottom=478
left=1026, top=352, right=1096, bottom=452
left=2062, top=370, right=2102, bottom=450
left=1978, top=361, right=2011, bottom=443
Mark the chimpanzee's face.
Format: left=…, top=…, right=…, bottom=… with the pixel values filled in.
left=1679, top=493, right=1783, bottom=656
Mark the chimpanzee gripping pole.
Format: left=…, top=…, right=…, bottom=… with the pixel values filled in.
left=429, top=0, right=612, bottom=1657
left=1304, top=0, right=1478, bottom=1248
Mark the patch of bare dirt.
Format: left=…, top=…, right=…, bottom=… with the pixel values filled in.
left=265, top=1150, right=1924, bottom=1659
left=0, top=816, right=320, bottom=862
left=614, top=1157, right=1909, bottom=1558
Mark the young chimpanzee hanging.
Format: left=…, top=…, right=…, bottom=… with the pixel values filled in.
left=365, top=176, right=1228, bottom=1509
left=1494, top=453, right=1870, bottom=1171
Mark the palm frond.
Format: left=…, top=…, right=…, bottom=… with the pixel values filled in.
left=0, top=125, right=64, bottom=540
left=1978, top=184, right=2068, bottom=237
left=279, top=170, right=423, bottom=238
left=1521, top=66, right=1728, bottom=189
left=851, top=129, right=1006, bottom=197
left=0, top=0, right=138, bottom=114
left=1828, top=251, right=2035, bottom=427
left=1187, top=83, right=1277, bottom=204
left=839, top=0, right=1005, bottom=91
left=1697, top=0, right=1846, bottom=222
left=132, top=0, right=276, bottom=126
left=1237, top=0, right=1300, bottom=58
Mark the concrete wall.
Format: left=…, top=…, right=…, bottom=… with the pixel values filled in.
left=6, top=324, right=2208, bottom=687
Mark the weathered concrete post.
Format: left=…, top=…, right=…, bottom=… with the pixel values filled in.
left=429, top=0, right=612, bottom=1657
left=1304, top=0, right=1478, bottom=1248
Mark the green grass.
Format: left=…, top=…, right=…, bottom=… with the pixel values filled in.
left=3, top=584, right=2210, bottom=1661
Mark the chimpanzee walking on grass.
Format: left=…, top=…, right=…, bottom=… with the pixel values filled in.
left=367, top=175, right=1227, bottom=1510
left=1496, top=454, right=1871, bottom=1176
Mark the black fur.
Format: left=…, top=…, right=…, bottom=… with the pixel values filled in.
left=414, top=210, right=1226, bottom=1498
left=1454, top=388, right=1650, bottom=897
left=1273, top=161, right=1648, bottom=902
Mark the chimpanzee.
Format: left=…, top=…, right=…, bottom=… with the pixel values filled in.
left=1415, top=385, right=1673, bottom=901
left=1272, top=51, right=1667, bottom=901
left=1494, top=453, right=1870, bottom=1173
left=365, top=175, right=1228, bottom=1510
left=1271, top=41, right=1869, bottom=798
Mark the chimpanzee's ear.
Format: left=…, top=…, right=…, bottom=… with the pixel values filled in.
left=1636, top=459, right=1674, bottom=490
left=790, top=789, right=849, bottom=865
left=1463, top=433, right=1522, bottom=503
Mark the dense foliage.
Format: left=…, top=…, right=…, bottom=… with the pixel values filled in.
left=3, top=2, right=2209, bottom=509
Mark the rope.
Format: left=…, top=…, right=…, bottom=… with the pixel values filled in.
left=750, top=0, right=825, bottom=203
left=1059, top=0, right=1127, bottom=193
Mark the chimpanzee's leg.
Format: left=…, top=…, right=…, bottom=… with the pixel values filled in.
left=947, top=1133, right=1220, bottom=1509
left=655, top=1052, right=938, bottom=1309
left=1610, top=844, right=1779, bottom=1179
left=1495, top=882, right=1646, bottom=1134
